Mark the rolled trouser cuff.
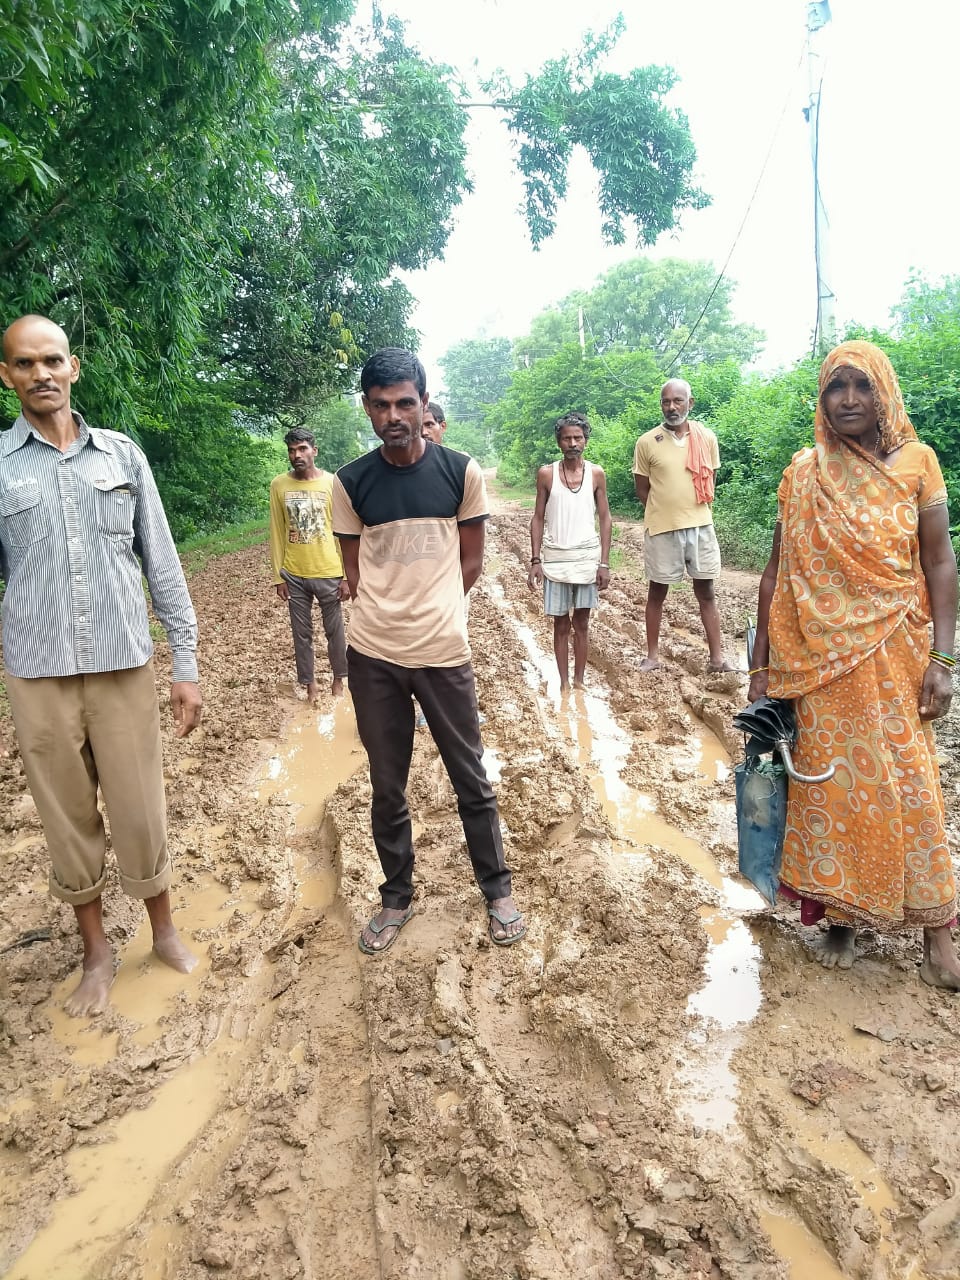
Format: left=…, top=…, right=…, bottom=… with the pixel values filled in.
left=119, top=861, right=173, bottom=901
left=49, top=865, right=109, bottom=906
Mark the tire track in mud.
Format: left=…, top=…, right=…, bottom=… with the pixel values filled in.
left=1, top=502, right=959, bottom=1278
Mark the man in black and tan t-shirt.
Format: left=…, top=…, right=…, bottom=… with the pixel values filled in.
left=333, top=347, right=525, bottom=954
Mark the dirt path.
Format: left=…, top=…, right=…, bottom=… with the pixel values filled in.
left=1, top=496, right=959, bottom=1279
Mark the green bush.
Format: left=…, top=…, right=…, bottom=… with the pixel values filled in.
left=139, top=393, right=278, bottom=544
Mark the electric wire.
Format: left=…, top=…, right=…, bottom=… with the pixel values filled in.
left=659, top=40, right=807, bottom=376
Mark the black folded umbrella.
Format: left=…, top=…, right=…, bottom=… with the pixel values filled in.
left=732, top=695, right=835, bottom=784
left=733, top=695, right=797, bottom=750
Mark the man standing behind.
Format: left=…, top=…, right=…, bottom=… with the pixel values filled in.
left=421, top=401, right=447, bottom=445
left=632, top=379, right=734, bottom=673
left=0, top=314, right=202, bottom=1017
left=333, top=348, right=524, bottom=953
left=528, top=412, right=612, bottom=691
left=269, top=427, right=349, bottom=700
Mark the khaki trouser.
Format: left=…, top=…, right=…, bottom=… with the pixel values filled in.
left=6, top=662, right=171, bottom=905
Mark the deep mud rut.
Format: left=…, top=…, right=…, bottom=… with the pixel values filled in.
left=2, top=492, right=960, bottom=1280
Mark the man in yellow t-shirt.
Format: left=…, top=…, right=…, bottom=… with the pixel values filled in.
left=269, top=428, right=349, bottom=700
left=632, top=379, right=734, bottom=673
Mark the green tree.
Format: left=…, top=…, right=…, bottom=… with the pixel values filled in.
left=1, top=5, right=713, bottom=540
left=0, top=3, right=463, bottom=426
left=304, top=397, right=367, bottom=473
left=438, top=338, right=514, bottom=427
left=442, top=418, right=494, bottom=465
left=708, top=360, right=819, bottom=567
left=138, top=393, right=278, bottom=543
left=485, top=17, right=707, bottom=247
left=515, top=258, right=763, bottom=368
left=884, top=278, right=960, bottom=544
left=490, top=344, right=661, bottom=485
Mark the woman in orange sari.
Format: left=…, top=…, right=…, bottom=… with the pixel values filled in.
left=749, top=341, right=959, bottom=987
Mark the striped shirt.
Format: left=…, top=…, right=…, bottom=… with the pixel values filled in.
left=0, top=413, right=198, bottom=682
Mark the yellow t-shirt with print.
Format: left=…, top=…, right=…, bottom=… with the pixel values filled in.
left=269, top=471, right=343, bottom=582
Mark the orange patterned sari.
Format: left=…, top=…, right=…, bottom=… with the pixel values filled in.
left=768, top=342, right=956, bottom=929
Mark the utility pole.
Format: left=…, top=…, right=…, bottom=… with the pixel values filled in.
left=577, top=306, right=586, bottom=354
left=804, top=0, right=835, bottom=354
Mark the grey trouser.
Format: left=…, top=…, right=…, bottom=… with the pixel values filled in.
left=283, top=573, right=348, bottom=684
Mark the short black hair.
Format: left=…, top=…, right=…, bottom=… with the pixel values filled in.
left=284, top=427, right=315, bottom=446
left=555, top=410, right=590, bottom=442
left=360, top=347, right=427, bottom=397
left=426, top=400, right=446, bottom=423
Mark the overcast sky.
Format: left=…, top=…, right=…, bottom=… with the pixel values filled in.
left=365, top=0, right=960, bottom=390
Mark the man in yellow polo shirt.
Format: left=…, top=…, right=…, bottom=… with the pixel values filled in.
left=269, top=428, right=349, bottom=700
left=632, top=379, right=735, bottom=673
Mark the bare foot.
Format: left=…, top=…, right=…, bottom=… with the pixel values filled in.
left=63, top=954, right=115, bottom=1017
left=814, top=924, right=856, bottom=970
left=305, top=681, right=320, bottom=704
left=559, top=679, right=570, bottom=693
left=639, top=657, right=661, bottom=672
left=331, top=676, right=344, bottom=697
left=708, top=659, right=742, bottom=673
left=573, top=677, right=587, bottom=690
left=488, top=895, right=526, bottom=944
left=921, top=928, right=960, bottom=991
left=152, top=929, right=198, bottom=974
left=359, top=906, right=413, bottom=954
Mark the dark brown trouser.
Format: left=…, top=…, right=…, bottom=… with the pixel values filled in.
left=347, top=647, right=511, bottom=909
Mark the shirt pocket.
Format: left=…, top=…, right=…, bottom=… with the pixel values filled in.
left=92, top=479, right=136, bottom=538
left=0, top=481, right=50, bottom=548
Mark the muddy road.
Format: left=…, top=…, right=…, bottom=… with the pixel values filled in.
left=1, top=496, right=959, bottom=1280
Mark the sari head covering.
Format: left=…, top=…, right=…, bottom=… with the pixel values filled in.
left=768, top=340, right=955, bottom=931
left=816, top=339, right=917, bottom=454
left=768, top=340, right=934, bottom=700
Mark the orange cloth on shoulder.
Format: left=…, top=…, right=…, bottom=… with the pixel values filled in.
left=685, top=421, right=715, bottom=505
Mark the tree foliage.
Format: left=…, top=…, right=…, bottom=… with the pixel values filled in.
left=443, top=419, right=495, bottom=466
left=1, top=4, right=714, bottom=541
left=707, top=275, right=960, bottom=566
left=484, top=17, right=707, bottom=247
left=489, top=344, right=662, bottom=485
left=137, top=393, right=279, bottom=544
left=0, top=3, right=468, bottom=424
left=305, top=397, right=367, bottom=474
left=438, top=338, right=514, bottom=427
left=514, top=258, right=763, bottom=368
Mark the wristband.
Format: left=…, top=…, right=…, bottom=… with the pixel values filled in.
left=598, top=563, right=610, bottom=568
left=530, top=558, right=541, bottom=564
left=747, top=666, right=768, bottom=676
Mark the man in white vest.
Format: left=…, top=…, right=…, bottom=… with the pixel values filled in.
left=527, top=412, right=612, bottom=690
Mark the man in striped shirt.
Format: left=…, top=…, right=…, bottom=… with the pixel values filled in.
left=0, top=315, right=202, bottom=1016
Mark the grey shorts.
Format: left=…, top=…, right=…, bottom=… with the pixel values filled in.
left=543, top=577, right=598, bottom=616
left=644, top=525, right=721, bottom=584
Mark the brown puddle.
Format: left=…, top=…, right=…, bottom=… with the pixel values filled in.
left=484, top=582, right=899, bottom=1279
left=46, top=872, right=262, bottom=1056
left=9, top=697, right=364, bottom=1279
left=6, top=995, right=271, bottom=1280
left=257, top=694, right=363, bottom=830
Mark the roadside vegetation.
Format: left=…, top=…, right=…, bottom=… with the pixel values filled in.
left=443, top=267, right=960, bottom=568
left=2, top=5, right=707, bottom=542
